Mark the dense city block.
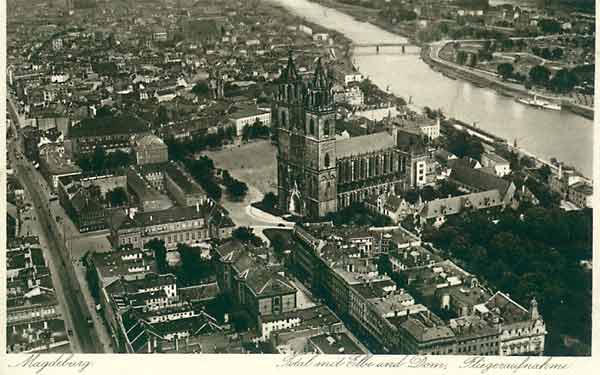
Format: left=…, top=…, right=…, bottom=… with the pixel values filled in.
left=5, top=0, right=593, bottom=357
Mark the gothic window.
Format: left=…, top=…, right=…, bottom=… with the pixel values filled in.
left=324, top=153, right=331, bottom=168
left=280, top=110, right=287, bottom=127
left=309, top=118, right=315, bottom=135
left=325, top=119, right=332, bottom=136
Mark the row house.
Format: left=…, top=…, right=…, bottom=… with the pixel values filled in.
left=67, top=112, right=150, bottom=155
left=110, top=204, right=214, bottom=250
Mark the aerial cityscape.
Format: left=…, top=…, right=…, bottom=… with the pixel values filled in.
left=5, top=0, right=594, bottom=357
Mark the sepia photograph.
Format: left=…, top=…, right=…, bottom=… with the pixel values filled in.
left=2, top=0, right=596, bottom=365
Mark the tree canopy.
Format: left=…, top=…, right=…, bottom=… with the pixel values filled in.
left=77, top=146, right=134, bottom=173
left=529, top=65, right=552, bottom=86
left=223, top=170, right=248, bottom=201
left=106, top=187, right=128, bottom=208
left=497, top=63, right=514, bottom=80
left=176, top=244, right=215, bottom=286
left=423, top=206, right=592, bottom=355
left=232, top=227, right=264, bottom=247
left=145, top=239, right=168, bottom=274
left=549, top=68, right=578, bottom=93
left=192, top=81, right=211, bottom=97
left=445, top=127, right=484, bottom=161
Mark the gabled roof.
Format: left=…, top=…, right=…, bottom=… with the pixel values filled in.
left=484, top=291, right=530, bottom=324
left=215, top=240, right=296, bottom=297
left=482, top=152, right=509, bottom=165
left=384, top=194, right=407, bottom=212
left=420, top=190, right=504, bottom=219
left=70, top=113, right=149, bottom=138
left=179, top=282, right=220, bottom=302
left=245, top=267, right=296, bottom=298
left=114, top=204, right=208, bottom=231
left=448, top=157, right=480, bottom=170
left=336, top=132, right=396, bottom=159
left=214, top=239, right=245, bottom=261
left=450, top=166, right=512, bottom=196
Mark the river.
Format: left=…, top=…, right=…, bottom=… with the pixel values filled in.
left=271, top=0, right=593, bottom=178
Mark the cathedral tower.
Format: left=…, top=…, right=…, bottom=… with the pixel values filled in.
left=275, top=53, right=337, bottom=218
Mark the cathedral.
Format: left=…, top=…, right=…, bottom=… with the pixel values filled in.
left=274, top=53, right=427, bottom=218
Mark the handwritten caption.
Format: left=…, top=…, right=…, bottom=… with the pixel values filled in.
left=277, top=354, right=571, bottom=373
left=10, top=354, right=92, bottom=374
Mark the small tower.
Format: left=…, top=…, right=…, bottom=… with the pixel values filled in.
left=209, top=69, right=224, bottom=100
left=529, top=297, right=540, bottom=321
left=558, top=162, right=563, bottom=180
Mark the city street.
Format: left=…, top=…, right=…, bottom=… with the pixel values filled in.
left=8, top=97, right=107, bottom=353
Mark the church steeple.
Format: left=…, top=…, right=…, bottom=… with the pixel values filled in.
left=306, top=57, right=333, bottom=111
left=312, top=57, right=328, bottom=89
left=529, top=297, right=540, bottom=321
left=282, top=50, right=299, bottom=82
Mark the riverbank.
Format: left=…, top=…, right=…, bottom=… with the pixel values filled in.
left=272, top=0, right=591, bottom=178
left=422, top=43, right=594, bottom=120
left=305, top=0, right=593, bottom=120
left=310, top=0, right=418, bottom=43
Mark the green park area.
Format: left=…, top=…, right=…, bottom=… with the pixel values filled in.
left=205, top=140, right=278, bottom=197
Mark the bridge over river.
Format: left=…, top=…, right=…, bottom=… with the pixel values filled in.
left=351, top=42, right=414, bottom=54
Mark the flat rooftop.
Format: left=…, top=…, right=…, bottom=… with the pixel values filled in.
left=309, top=332, right=366, bottom=354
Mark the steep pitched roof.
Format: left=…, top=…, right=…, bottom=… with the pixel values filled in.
left=336, top=132, right=396, bottom=158
left=450, top=166, right=512, bottom=196
left=70, top=113, right=149, bottom=138
left=420, top=190, right=504, bottom=220
left=448, top=157, right=480, bottom=170
left=484, top=291, right=530, bottom=324
left=384, top=194, right=406, bottom=212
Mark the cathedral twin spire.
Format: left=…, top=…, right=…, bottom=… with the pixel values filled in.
left=312, top=57, right=327, bottom=88
left=280, top=51, right=333, bottom=110
left=282, top=50, right=300, bottom=82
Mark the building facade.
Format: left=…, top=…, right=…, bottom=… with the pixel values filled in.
left=133, top=135, right=169, bottom=165
left=214, top=240, right=297, bottom=326
left=110, top=205, right=213, bottom=250
left=274, top=54, right=424, bottom=219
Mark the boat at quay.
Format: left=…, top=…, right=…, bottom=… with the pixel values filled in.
left=517, top=95, right=562, bottom=111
